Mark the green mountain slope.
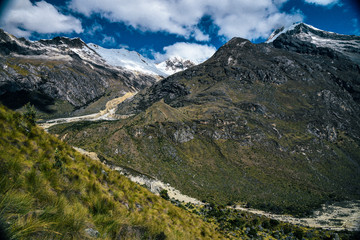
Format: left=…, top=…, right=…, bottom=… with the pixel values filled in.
left=0, top=104, right=223, bottom=239
left=51, top=37, right=360, bottom=216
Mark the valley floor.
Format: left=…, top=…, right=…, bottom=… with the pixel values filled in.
left=38, top=91, right=136, bottom=129
left=74, top=146, right=360, bottom=232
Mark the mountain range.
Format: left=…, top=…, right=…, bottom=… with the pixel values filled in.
left=48, top=23, right=360, bottom=216
left=0, top=29, right=194, bottom=119
left=1, top=22, right=360, bottom=238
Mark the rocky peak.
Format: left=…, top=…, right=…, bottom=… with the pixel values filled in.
left=166, top=57, right=195, bottom=69
left=0, top=29, right=13, bottom=43
left=156, top=57, right=195, bottom=75
left=0, top=29, right=44, bottom=55
left=213, top=37, right=253, bottom=56
left=266, top=23, right=358, bottom=43
left=267, top=23, right=360, bottom=64
left=39, top=36, right=86, bottom=49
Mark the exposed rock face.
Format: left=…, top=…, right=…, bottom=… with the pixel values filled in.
left=173, top=127, right=194, bottom=143
left=116, top=76, right=190, bottom=115
left=0, top=29, right=159, bottom=118
left=52, top=24, right=360, bottom=216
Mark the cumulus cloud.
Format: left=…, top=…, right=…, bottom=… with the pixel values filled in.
left=0, top=0, right=83, bottom=37
left=69, top=0, right=303, bottom=41
left=303, top=0, right=340, bottom=6
left=192, top=29, right=210, bottom=42
left=154, top=42, right=216, bottom=64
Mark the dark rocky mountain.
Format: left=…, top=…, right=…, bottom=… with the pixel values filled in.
left=0, top=29, right=161, bottom=119
left=48, top=24, right=360, bottom=215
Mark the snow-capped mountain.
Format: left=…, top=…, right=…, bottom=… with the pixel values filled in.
left=0, top=30, right=167, bottom=78
left=0, top=28, right=199, bottom=118
left=0, top=29, right=162, bottom=117
left=156, top=57, right=195, bottom=75
left=266, top=23, right=360, bottom=64
left=0, top=28, right=194, bottom=78
left=88, top=43, right=166, bottom=77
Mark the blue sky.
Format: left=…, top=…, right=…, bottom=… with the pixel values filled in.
left=0, top=0, right=359, bottom=63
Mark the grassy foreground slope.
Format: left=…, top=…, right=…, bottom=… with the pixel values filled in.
left=0, top=104, right=222, bottom=239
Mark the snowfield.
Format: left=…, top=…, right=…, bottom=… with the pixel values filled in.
left=88, top=43, right=167, bottom=77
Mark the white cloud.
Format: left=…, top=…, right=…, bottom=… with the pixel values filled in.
left=154, top=42, right=216, bottom=64
left=69, top=0, right=303, bottom=41
left=303, top=0, right=340, bottom=6
left=87, top=21, right=103, bottom=36
left=0, top=0, right=83, bottom=37
left=119, top=44, right=129, bottom=49
left=192, top=29, right=210, bottom=42
left=101, top=35, right=116, bottom=46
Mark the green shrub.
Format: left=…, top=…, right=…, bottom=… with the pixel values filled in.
left=160, top=189, right=170, bottom=201
left=247, top=227, right=257, bottom=237
left=261, top=219, right=270, bottom=229
left=294, top=228, right=304, bottom=239
left=270, top=218, right=280, bottom=228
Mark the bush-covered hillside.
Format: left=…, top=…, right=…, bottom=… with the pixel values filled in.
left=0, top=104, right=222, bottom=239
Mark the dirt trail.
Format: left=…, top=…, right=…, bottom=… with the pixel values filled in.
left=38, top=91, right=136, bottom=129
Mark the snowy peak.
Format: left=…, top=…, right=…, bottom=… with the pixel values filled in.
left=0, top=28, right=166, bottom=77
left=0, top=28, right=195, bottom=77
left=266, top=23, right=352, bottom=43
left=39, top=36, right=86, bottom=49
left=266, top=23, right=300, bottom=43
left=156, top=57, right=195, bottom=75
left=266, top=23, right=360, bottom=64
left=88, top=43, right=166, bottom=77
